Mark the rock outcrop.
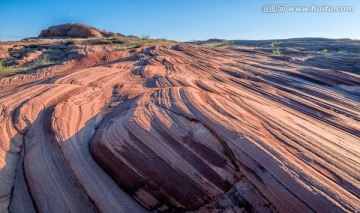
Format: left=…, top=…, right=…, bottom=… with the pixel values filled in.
left=39, top=23, right=104, bottom=38
left=0, top=46, right=9, bottom=59
left=0, top=39, right=359, bottom=212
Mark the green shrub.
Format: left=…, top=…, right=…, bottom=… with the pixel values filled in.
left=93, top=36, right=129, bottom=45
left=0, top=54, right=53, bottom=78
left=272, top=49, right=283, bottom=55
left=133, top=40, right=147, bottom=48
left=112, top=36, right=130, bottom=44
left=203, top=40, right=231, bottom=47
left=218, top=40, right=231, bottom=46
left=270, top=41, right=282, bottom=47
left=115, top=37, right=151, bottom=50
left=0, top=61, right=17, bottom=77
left=97, top=38, right=114, bottom=44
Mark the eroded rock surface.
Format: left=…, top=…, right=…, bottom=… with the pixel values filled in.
left=39, top=23, right=104, bottom=38
left=0, top=41, right=359, bottom=212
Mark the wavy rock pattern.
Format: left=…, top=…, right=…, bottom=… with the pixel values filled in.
left=0, top=43, right=359, bottom=212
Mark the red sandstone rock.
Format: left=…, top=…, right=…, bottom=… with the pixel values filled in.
left=0, top=36, right=359, bottom=212
left=39, top=23, right=104, bottom=38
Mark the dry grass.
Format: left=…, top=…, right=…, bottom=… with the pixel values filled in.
left=0, top=61, right=20, bottom=77
left=141, top=34, right=150, bottom=40
left=0, top=54, right=53, bottom=78
left=31, top=54, right=53, bottom=67
left=90, top=36, right=132, bottom=45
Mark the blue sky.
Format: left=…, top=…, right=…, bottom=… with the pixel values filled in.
left=0, top=0, right=359, bottom=41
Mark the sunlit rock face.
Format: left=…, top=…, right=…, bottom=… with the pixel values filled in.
left=0, top=40, right=359, bottom=212
left=39, top=23, right=104, bottom=38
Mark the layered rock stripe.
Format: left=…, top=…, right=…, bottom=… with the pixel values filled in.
left=0, top=44, right=359, bottom=212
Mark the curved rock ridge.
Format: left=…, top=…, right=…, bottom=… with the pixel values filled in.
left=0, top=43, right=359, bottom=212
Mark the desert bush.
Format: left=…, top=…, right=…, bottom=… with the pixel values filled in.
left=141, top=34, right=150, bottom=40
left=112, top=37, right=130, bottom=44
left=65, top=39, right=76, bottom=45
left=21, top=38, right=35, bottom=42
left=270, top=41, right=282, bottom=47
left=0, top=61, right=17, bottom=77
left=218, top=40, right=231, bottom=46
left=133, top=40, right=148, bottom=47
left=97, top=38, right=114, bottom=44
left=115, top=38, right=151, bottom=50
left=32, top=54, right=53, bottom=67
left=272, top=49, right=283, bottom=55
left=93, top=36, right=129, bottom=45
left=0, top=54, right=53, bottom=78
left=202, top=40, right=231, bottom=47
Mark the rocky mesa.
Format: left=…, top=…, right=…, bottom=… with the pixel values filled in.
left=0, top=25, right=359, bottom=212
left=39, top=23, right=118, bottom=38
